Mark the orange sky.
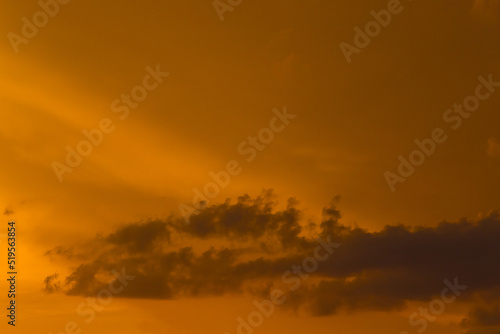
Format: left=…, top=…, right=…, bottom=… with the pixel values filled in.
left=1, top=1, right=500, bottom=334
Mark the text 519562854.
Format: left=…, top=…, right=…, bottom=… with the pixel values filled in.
left=6, top=221, right=17, bottom=327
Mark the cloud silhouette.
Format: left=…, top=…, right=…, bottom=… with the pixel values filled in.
left=44, top=192, right=500, bottom=333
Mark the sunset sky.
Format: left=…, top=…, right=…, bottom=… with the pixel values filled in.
left=1, top=1, right=500, bottom=334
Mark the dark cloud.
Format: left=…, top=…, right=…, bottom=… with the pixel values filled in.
left=460, top=297, right=500, bottom=334
left=44, top=192, right=500, bottom=333
left=176, top=192, right=307, bottom=248
left=45, top=246, right=74, bottom=259
left=43, top=273, right=61, bottom=293
left=106, top=219, right=170, bottom=253
left=467, top=304, right=500, bottom=327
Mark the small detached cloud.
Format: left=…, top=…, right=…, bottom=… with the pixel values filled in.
left=43, top=273, right=61, bottom=293
left=4, top=207, right=14, bottom=216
